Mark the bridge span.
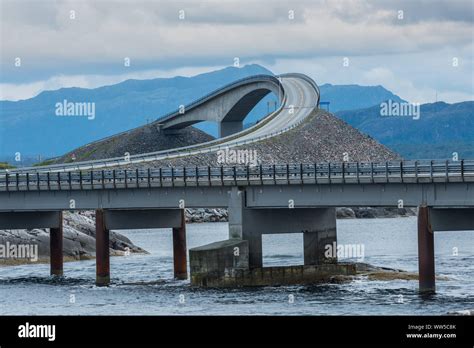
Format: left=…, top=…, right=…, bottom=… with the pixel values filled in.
left=5, top=73, right=319, bottom=174
left=1, top=160, right=473, bottom=292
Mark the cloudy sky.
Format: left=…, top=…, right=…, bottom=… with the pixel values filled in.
left=1, top=0, right=473, bottom=103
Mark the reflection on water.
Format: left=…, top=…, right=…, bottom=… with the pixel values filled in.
left=0, top=217, right=473, bottom=315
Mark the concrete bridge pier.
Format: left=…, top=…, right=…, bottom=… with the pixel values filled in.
left=417, top=207, right=474, bottom=293
left=95, top=210, right=110, bottom=286
left=417, top=205, right=435, bottom=293
left=219, top=121, right=243, bottom=138
left=50, top=211, right=64, bottom=276
left=228, top=188, right=337, bottom=268
left=172, top=209, right=188, bottom=280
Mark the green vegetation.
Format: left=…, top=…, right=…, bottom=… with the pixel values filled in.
left=0, top=162, right=16, bottom=169
left=33, top=159, right=55, bottom=167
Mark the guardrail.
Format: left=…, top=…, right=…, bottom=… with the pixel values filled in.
left=279, top=73, right=320, bottom=106
left=1, top=160, right=472, bottom=192
left=3, top=73, right=319, bottom=174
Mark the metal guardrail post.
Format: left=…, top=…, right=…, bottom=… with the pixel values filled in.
left=445, top=160, right=449, bottom=182
left=195, top=166, right=198, bottom=187
left=102, top=170, right=105, bottom=189
left=16, top=173, right=19, bottom=191
left=233, top=166, right=237, bottom=186
left=207, top=166, right=210, bottom=185
left=313, top=162, right=318, bottom=184
left=171, top=167, right=174, bottom=187
left=429, top=160, right=433, bottom=182
left=260, top=165, right=263, bottom=185
left=370, top=162, right=374, bottom=183
left=356, top=162, right=360, bottom=184
left=341, top=162, right=345, bottom=184
left=26, top=172, right=29, bottom=191
left=400, top=161, right=403, bottom=183
left=159, top=168, right=162, bottom=187
left=461, top=160, right=464, bottom=182
left=220, top=166, right=224, bottom=186
left=273, top=164, right=276, bottom=185
left=286, top=164, right=290, bottom=185
left=68, top=171, right=71, bottom=190
left=300, top=163, right=303, bottom=184
left=247, top=165, right=251, bottom=186
left=113, top=170, right=116, bottom=189
left=147, top=168, right=151, bottom=188
left=47, top=172, right=50, bottom=190
left=385, top=162, right=389, bottom=182
left=416, top=161, right=419, bottom=183
left=79, top=171, right=83, bottom=190
left=183, top=167, right=187, bottom=187
left=328, top=163, right=331, bottom=183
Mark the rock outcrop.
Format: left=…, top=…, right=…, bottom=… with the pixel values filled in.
left=119, top=109, right=400, bottom=170
left=0, top=211, right=147, bottom=265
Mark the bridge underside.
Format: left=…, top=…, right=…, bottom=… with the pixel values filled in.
left=1, top=186, right=472, bottom=291
left=160, top=84, right=279, bottom=138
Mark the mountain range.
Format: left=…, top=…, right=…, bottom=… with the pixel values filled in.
left=335, top=101, right=474, bottom=159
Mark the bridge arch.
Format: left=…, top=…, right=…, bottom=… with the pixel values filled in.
left=158, top=76, right=284, bottom=138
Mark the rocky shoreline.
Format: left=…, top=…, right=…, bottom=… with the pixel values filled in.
left=0, top=211, right=147, bottom=266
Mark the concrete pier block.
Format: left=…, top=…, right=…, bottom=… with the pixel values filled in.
left=50, top=211, right=63, bottom=276
left=418, top=205, right=435, bottom=293
left=95, top=210, right=110, bottom=286
left=189, top=239, right=249, bottom=287
left=228, top=188, right=337, bottom=268
left=303, top=208, right=337, bottom=265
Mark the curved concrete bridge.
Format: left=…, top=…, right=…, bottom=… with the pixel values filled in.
left=4, top=73, right=319, bottom=173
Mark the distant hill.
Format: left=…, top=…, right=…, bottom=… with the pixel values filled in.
left=335, top=101, right=474, bottom=159
left=319, top=83, right=406, bottom=112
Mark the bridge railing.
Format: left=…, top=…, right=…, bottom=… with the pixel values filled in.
left=0, top=160, right=473, bottom=191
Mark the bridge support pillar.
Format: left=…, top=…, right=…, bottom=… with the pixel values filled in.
left=173, top=209, right=188, bottom=280
left=303, top=209, right=337, bottom=265
left=95, top=210, right=110, bottom=286
left=219, top=121, right=243, bottom=138
left=50, top=211, right=63, bottom=276
left=418, top=205, right=435, bottom=293
left=229, top=188, right=337, bottom=269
